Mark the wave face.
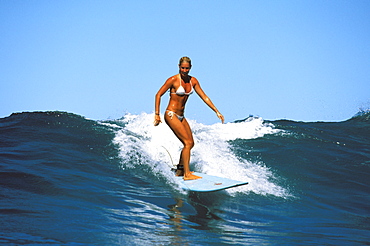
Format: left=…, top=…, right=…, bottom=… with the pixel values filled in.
left=0, top=111, right=369, bottom=245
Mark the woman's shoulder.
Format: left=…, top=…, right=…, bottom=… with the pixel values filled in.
left=166, top=74, right=179, bottom=82
left=190, top=76, right=199, bottom=85
left=190, top=75, right=198, bottom=81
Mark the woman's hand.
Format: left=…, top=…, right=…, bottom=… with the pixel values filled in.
left=216, top=112, right=224, bottom=124
left=153, top=114, right=162, bottom=126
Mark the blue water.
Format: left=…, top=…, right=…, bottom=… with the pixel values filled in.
left=0, top=111, right=369, bottom=245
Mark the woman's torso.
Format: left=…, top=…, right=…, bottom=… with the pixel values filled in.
left=166, top=74, right=194, bottom=115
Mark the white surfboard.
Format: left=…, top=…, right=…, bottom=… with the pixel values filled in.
left=175, top=172, right=248, bottom=192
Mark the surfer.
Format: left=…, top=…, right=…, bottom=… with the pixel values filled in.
left=154, top=57, right=224, bottom=180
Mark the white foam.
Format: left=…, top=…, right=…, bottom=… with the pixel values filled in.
left=111, top=113, right=289, bottom=197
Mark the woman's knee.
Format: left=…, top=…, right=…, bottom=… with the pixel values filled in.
left=183, top=140, right=194, bottom=149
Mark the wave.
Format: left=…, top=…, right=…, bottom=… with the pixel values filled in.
left=350, top=108, right=370, bottom=122
left=1, top=111, right=369, bottom=245
left=109, top=113, right=290, bottom=197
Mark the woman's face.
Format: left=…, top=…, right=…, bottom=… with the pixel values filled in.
left=179, top=62, right=191, bottom=76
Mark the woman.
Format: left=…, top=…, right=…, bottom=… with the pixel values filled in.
left=154, top=57, right=224, bottom=180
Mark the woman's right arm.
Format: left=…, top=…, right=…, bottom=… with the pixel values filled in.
left=154, top=77, right=173, bottom=126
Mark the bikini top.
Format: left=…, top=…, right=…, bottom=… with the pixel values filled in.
left=171, top=74, right=194, bottom=96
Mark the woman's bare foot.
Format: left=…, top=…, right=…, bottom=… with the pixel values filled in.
left=176, top=170, right=195, bottom=177
left=175, top=169, right=184, bottom=176
left=184, top=173, right=202, bottom=180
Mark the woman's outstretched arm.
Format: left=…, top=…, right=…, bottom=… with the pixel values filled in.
left=193, top=78, right=224, bottom=123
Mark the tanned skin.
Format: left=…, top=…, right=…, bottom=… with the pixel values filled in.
left=154, top=60, right=224, bottom=180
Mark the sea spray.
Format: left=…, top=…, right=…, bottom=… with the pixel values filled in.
left=112, top=113, right=289, bottom=197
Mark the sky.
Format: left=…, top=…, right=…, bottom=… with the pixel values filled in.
left=1, top=0, right=369, bottom=124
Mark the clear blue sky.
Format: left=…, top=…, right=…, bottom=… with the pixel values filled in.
left=1, top=0, right=369, bottom=124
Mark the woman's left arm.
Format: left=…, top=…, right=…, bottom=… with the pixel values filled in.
left=193, top=78, right=224, bottom=123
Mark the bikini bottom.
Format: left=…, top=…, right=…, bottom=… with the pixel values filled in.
left=166, top=110, right=184, bottom=121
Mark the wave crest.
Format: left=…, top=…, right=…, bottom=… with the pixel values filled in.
left=111, top=113, right=290, bottom=198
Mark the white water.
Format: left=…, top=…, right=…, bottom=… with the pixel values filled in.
left=110, top=113, right=290, bottom=197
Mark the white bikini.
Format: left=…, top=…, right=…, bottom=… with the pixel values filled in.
left=171, top=74, right=194, bottom=96
left=166, top=75, right=193, bottom=121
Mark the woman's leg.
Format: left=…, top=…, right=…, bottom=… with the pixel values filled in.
left=164, top=113, right=201, bottom=180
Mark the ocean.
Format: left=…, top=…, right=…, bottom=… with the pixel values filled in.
left=0, top=111, right=369, bottom=245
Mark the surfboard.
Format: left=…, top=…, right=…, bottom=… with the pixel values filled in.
left=175, top=172, right=248, bottom=192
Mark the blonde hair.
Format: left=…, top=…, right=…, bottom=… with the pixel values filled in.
left=179, top=56, right=192, bottom=66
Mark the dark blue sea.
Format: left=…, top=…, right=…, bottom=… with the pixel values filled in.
left=1, top=111, right=369, bottom=245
